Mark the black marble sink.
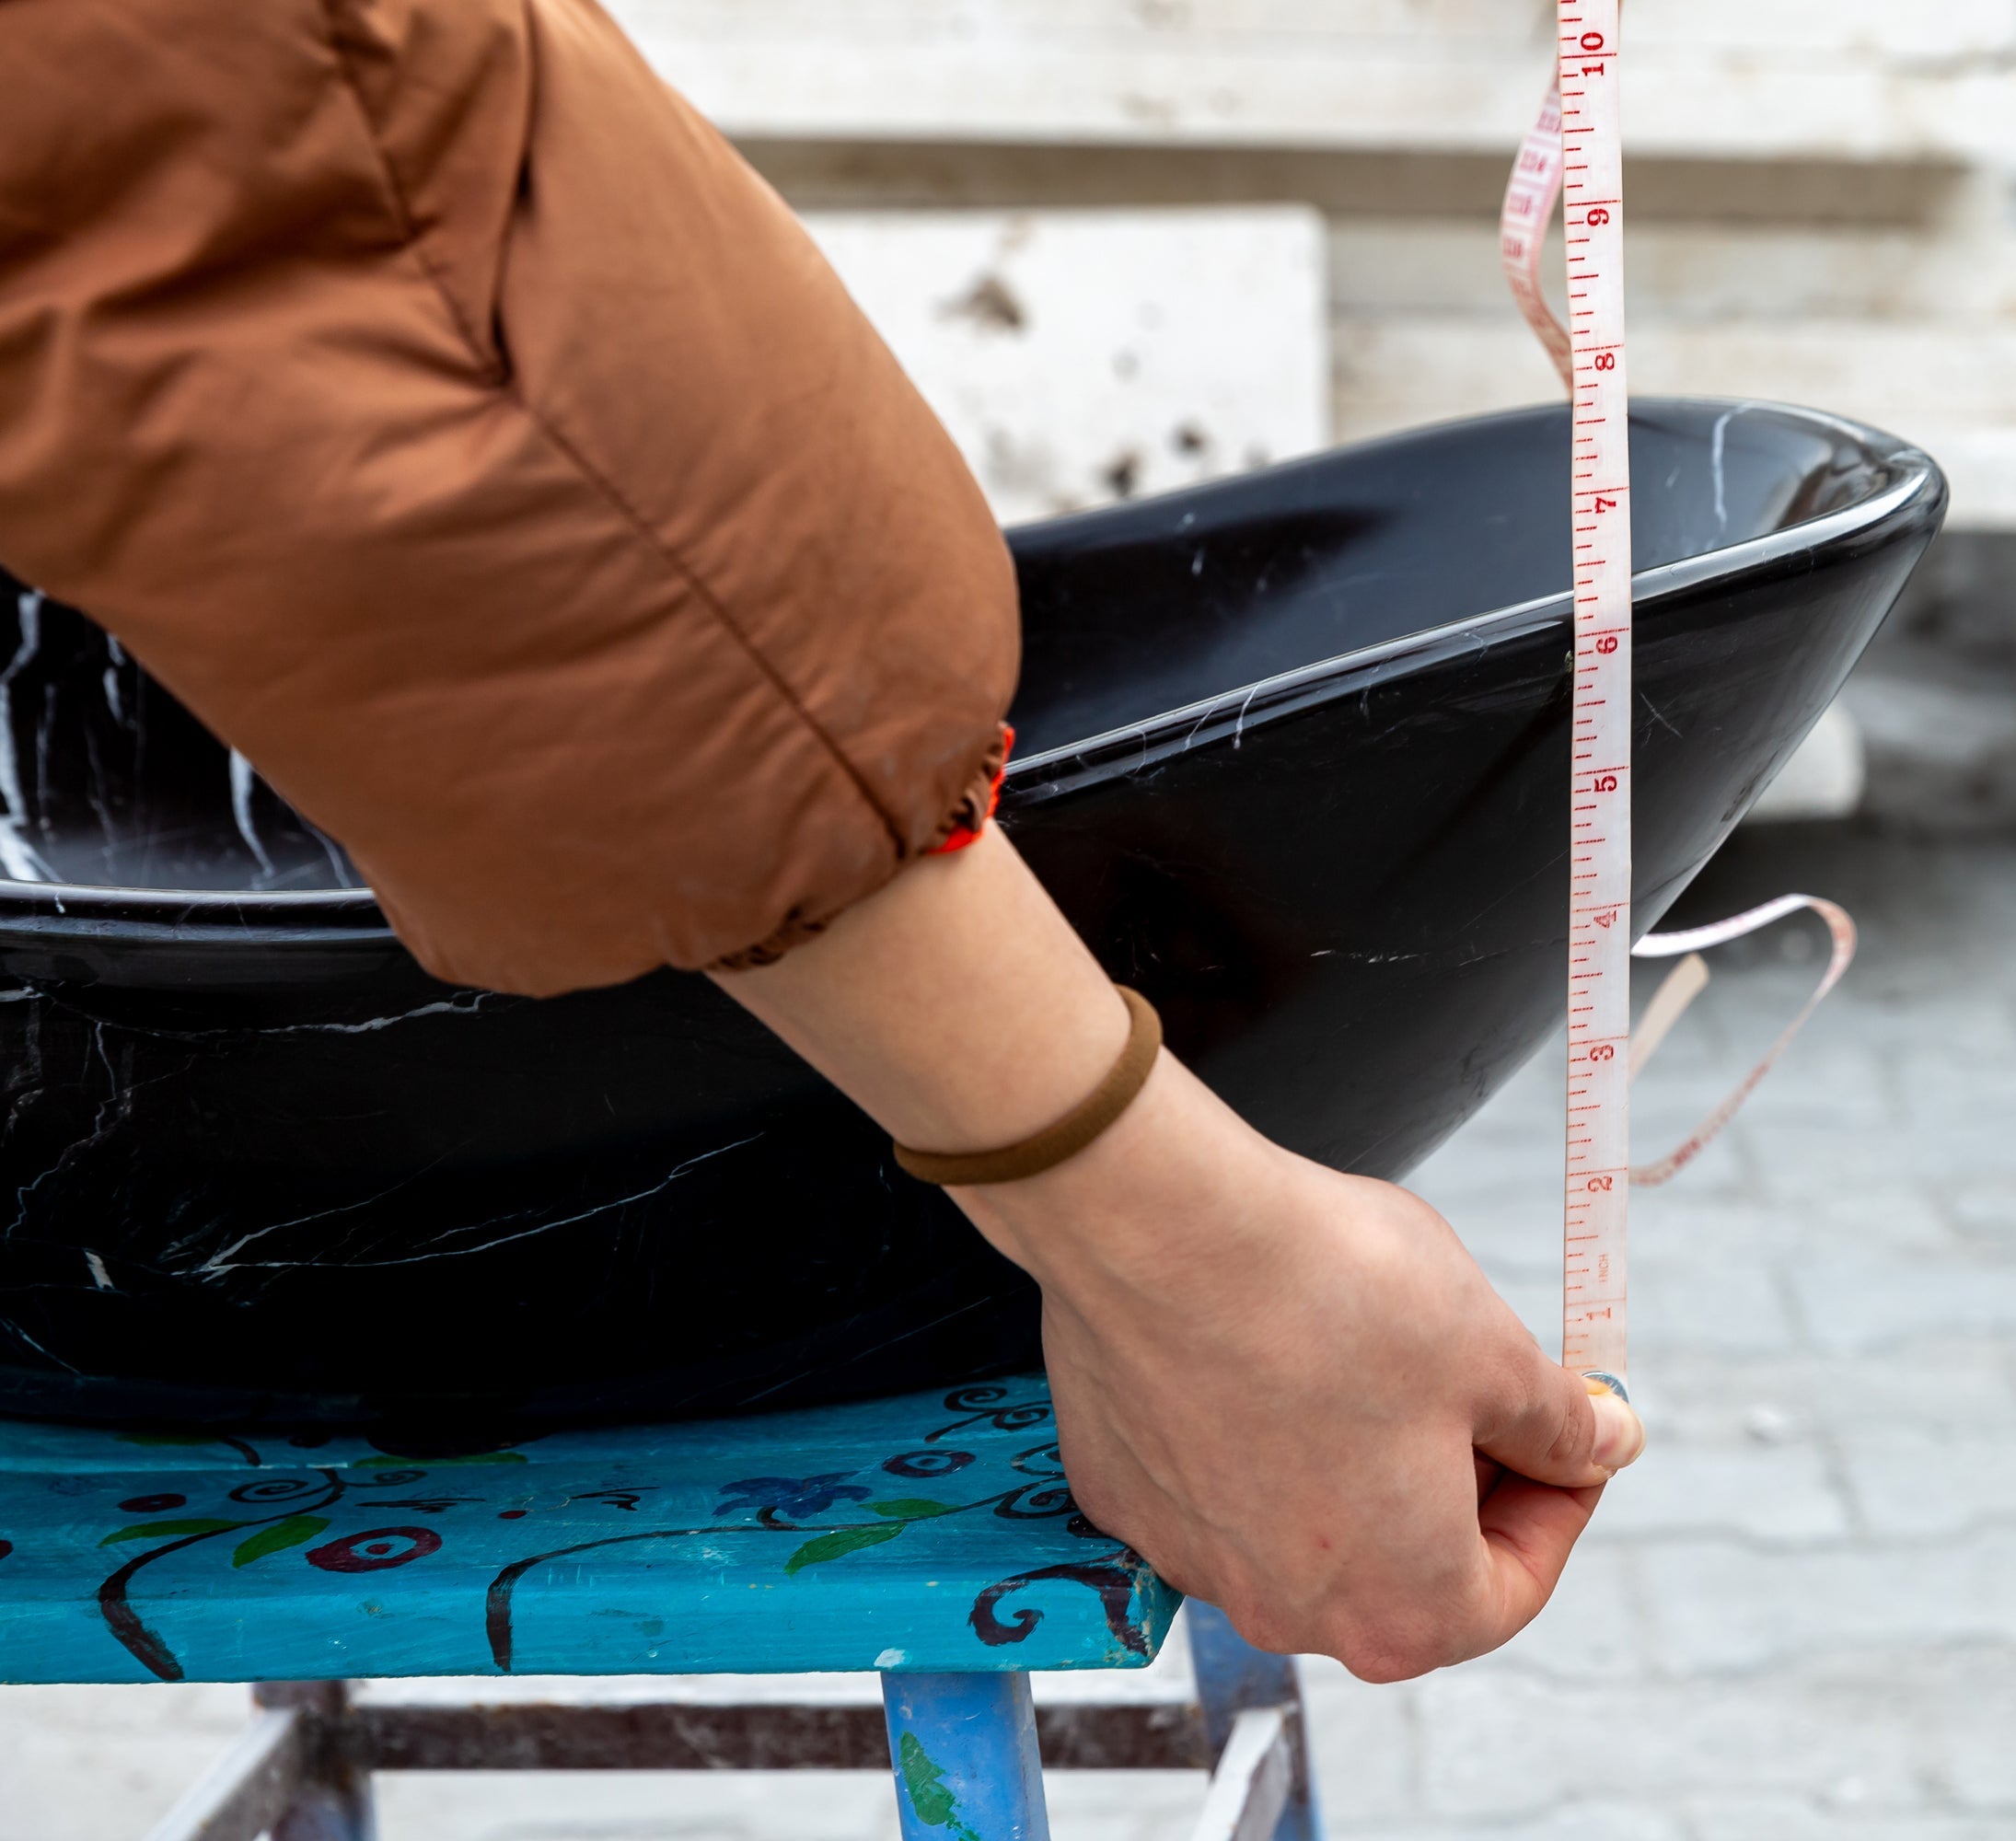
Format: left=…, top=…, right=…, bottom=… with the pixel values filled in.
left=0, top=400, right=1943, bottom=1431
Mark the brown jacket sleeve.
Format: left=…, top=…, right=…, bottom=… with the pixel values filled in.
left=0, top=0, right=1018, bottom=995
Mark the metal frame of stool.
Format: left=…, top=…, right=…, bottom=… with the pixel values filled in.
left=142, top=1604, right=1320, bottom=1841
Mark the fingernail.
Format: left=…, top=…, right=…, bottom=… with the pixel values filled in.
left=1588, top=1384, right=1646, bottom=1472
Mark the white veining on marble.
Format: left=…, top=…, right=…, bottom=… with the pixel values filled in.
left=197, top=1146, right=469, bottom=1277
left=81, top=755, right=119, bottom=864
left=207, top=1134, right=766, bottom=1273
left=0, top=1314, right=77, bottom=1372
left=1709, top=400, right=1764, bottom=538
left=0, top=999, right=46, bottom=1166
left=101, top=635, right=126, bottom=724
left=6, top=1022, right=151, bottom=1239
left=267, top=992, right=499, bottom=1036
left=0, top=594, right=56, bottom=883
left=32, top=683, right=54, bottom=838
left=300, top=814, right=353, bottom=887
left=1233, top=681, right=1262, bottom=747
left=25, top=986, right=501, bottom=1046
left=227, top=749, right=276, bottom=885
left=84, top=1250, right=112, bottom=1291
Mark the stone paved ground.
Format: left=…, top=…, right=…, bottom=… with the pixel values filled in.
left=6, top=828, right=2014, bottom=1841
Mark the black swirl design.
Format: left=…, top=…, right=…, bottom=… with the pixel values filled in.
left=1009, top=1443, right=1064, bottom=1476
left=228, top=1476, right=322, bottom=1504
left=931, top=1386, right=1052, bottom=1442
left=942, top=1385, right=1012, bottom=1411
left=882, top=1450, right=976, bottom=1479
left=994, top=1482, right=1076, bottom=1520
left=969, top=1558, right=1150, bottom=1658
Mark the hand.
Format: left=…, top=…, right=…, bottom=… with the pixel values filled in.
left=719, top=825, right=1642, bottom=1679
left=957, top=1053, right=1644, bottom=1680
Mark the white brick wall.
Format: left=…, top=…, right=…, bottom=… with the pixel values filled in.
left=604, top=0, right=2016, bottom=527
left=805, top=206, right=1330, bottom=521
left=613, top=1, right=2016, bottom=160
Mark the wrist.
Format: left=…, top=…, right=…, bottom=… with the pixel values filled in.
left=713, top=825, right=1131, bottom=1152
left=951, top=1053, right=1290, bottom=1307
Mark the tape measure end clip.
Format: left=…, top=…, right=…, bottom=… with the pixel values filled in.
left=1583, top=1370, right=1630, bottom=1405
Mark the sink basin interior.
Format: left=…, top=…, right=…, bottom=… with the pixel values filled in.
left=1008, top=399, right=1896, bottom=757
left=0, top=595, right=364, bottom=897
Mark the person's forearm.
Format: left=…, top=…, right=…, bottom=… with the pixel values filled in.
left=713, top=824, right=1130, bottom=1160
left=713, top=823, right=1227, bottom=1288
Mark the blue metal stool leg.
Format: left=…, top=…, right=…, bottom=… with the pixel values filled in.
left=881, top=1672, right=1051, bottom=1841
left=1188, top=1603, right=1323, bottom=1841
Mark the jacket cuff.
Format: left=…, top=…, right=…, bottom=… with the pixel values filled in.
left=708, top=720, right=1014, bottom=973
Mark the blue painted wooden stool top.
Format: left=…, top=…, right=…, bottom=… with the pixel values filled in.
left=0, top=1376, right=1179, bottom=1686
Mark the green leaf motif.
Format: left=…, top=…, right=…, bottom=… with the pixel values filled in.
left=100, top=1518, right=240, bottom=1546
left=898, top=1731, right=980, bottom=1840
left=783, top=1520, right=905, bottom=1575
left=869, top=1499, right=954, bottom=1520
left=231, top=1515, right=331, bottom=1569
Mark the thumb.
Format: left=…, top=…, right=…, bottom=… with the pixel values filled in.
left=1474, top=1343, right=1645, bottom=1488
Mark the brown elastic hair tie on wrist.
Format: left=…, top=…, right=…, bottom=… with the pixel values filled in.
left=894, top=987, right=1164, bottom=1187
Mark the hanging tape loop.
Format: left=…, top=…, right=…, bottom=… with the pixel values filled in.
left=1626, top=896, right=1858, bottom=1187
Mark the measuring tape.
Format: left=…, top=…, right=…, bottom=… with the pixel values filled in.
left=1505, top=0, right=1637, bottom=1394
left=1500, top=3, right=1858, bottom=1401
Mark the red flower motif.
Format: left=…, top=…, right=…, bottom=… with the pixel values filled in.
left=305, top=1525, right=443, bottom=1573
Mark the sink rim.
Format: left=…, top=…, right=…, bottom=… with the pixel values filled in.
left=0, top=397, right=1943, bottom=940
left=1015, top=398, right=1939, bottom=794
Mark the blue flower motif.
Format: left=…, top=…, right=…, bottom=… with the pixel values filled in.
left=716, top=1473, right=872, bottom=1520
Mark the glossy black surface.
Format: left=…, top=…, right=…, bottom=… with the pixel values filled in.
left=0, top=400, right=1943, bottom=1430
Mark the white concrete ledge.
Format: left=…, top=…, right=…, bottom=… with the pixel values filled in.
left=613, top=0, right=2014, bottom=162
